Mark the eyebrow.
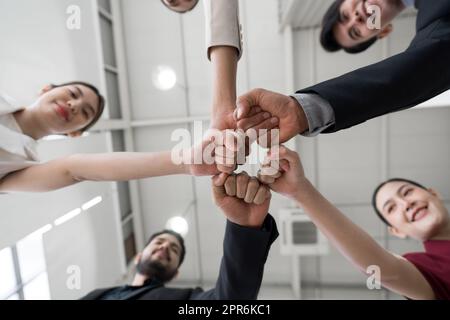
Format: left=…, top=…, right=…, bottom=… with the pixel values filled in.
left=381, top=184, right=409, bottom=211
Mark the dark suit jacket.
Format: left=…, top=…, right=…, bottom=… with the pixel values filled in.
left=299, top=0, right=450, bottom=132
left=80, top=215, right=278, bottom=300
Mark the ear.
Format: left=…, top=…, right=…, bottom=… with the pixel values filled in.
left=388, top=226, right=407, bottom=239
left=377, top=24, right=393, bottom=39
left=68, top=131, right=83, bottom=138
left=134, top=253, right=142, bottom=266
left=40, top=84, right=53, bottom=96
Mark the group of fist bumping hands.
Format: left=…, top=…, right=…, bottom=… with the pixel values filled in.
left=189, top=94, right=308, bottom=229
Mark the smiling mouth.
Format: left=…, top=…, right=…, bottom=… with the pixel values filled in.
left=410, top=207, right=428, bottom=223
left=55, top=104, right=69, bottom=122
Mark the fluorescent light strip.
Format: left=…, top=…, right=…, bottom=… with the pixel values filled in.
left=81, top=196, right=102, bottom=211
left=42, top=135, right=68, bottom=141
left=54, top=208, right=82, bottom=226
left=26, top=224, right=53, bottom=239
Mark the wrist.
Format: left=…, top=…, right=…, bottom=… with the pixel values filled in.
left=210, top=109, right=235, bottom=130
left=291, top=177, right=313, bottom=203
left=230, top=218, right=264, bottom=229
left=212, top=107, right=235, bottom=118
left=290, top=97, right=309, bottom=134
left=174, top=149, right=192, bottom=175
left=184, top=163, right=192, bottom=175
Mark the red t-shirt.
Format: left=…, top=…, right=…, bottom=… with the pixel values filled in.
left=403, top=240, right=450, bottom=300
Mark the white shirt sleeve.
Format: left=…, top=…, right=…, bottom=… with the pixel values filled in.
left=0, top=95, right=40, bottom=180
left=203, top=0, right=243, bottom=60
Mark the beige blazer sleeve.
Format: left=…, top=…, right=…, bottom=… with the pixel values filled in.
left=203, top=0, right=243, bottom=60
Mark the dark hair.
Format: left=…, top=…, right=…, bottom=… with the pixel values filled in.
left=146, top=229, right=186, bottom=266
left=160, top=0, right=200, bottom=14
left=50, top=81, right=105, bottom=133
left=320, top=0, right=378, bottom=54
left=371, top=178, right=428, bottom=226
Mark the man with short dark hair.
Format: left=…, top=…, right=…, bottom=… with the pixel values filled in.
left=81, top=172, right=278, bottom=300
left=320, top=0, right=406, bottom=54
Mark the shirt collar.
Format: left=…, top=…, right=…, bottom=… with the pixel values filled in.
left=137, top=278, right=163, bottom=287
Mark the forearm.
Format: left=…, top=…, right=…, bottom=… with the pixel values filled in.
left=0, top=151, right=188, bottom=193
left=298, top=41, right=450, bottom=132
left=293, top=179, right=400, bottom=279
left=200, top=215, right=278, bottom=300
left=67, top=151, right=188, bottom=182
left=210, top=46, right=238, bottom=116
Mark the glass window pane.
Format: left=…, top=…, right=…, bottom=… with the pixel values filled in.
left=0, top=247, right=17, bottom=299
left=123, top=219, right=136, bottom=264
left=111, top=130, right=125, bottom=152
left=105, top=70, right=122, bottom=119
left=100, top=17, right=117, bottom=67
left=23, top=272, right=50, bottom=300
left=118, top=181, right=132, bottom=219
left=17, top=234, right=46, bottom=283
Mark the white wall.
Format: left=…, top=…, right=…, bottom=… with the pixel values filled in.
left=0, top=0, right=103, bottom=104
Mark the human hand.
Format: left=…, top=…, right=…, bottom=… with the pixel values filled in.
left=235, top=88, right=308, bottom=146
left=210, top=106, right=279, bottom=173
left=257, top=145, right=308, bottom=201
left=212, top=171, right=271, bottom=228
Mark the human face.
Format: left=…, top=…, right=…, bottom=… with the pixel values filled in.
left=161, top=0, right=199, bottom=13
left=376, top=181, right=450, bottom=241
left=33, top=84, right=100, bottom=136
left=139, top=233, right=182, bottom=276
left=333, top=0, right=400, bottom=48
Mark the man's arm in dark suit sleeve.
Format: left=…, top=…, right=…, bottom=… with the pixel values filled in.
left=298, top=39, right=450, bottom=132
left=189, top=214, right=278, bottom=300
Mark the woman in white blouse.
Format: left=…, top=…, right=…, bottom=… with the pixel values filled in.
left=1, top=1, right=275, bottom=193
left=0, top=81, right=235, bottom=193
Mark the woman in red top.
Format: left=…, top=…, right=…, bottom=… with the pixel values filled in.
left=259, top=145, right=450, bottom=300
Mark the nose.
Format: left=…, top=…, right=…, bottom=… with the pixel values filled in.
left=404, top=199, right=417, bottom=213
left=68, top=102, right=78, bottom=115
left=354, top=10, right=365, bottom=24
left=159, top=243, right=170, bottom=254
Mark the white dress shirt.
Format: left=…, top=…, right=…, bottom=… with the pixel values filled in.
left=0, top=94, right=39, bottom=180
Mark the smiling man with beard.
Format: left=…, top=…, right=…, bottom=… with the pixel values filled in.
left=81, top=172, right=278, bottom=300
